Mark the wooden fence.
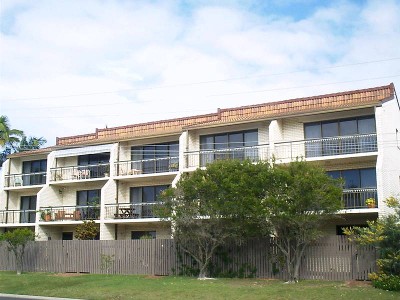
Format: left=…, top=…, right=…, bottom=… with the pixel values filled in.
left=0, top=236, right=376, bottom=281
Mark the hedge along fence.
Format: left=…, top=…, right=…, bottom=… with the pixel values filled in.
left=0, top=236, right=376, bottom=280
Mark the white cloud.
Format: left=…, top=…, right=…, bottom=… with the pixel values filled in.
left=0, top=0, right=399, bottom=145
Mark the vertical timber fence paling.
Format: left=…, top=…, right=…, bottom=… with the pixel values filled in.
left=0, top=237, right=376, bottom=280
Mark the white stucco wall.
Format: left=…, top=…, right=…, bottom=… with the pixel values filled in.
left=375, top=96, right=400, bottom=216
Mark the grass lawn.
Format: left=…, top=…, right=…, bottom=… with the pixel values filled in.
left=0, top=272, right=398, bottom=300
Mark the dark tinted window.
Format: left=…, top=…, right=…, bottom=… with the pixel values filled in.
left=304, top=116, right=376, bottom=139
left=244, top=131, right=258, bottom=146
left=322, top=121, right=339, bottom=138
left=304, top=123, right=321, bottom=139
left=214, top=134, right=228, bottom=149
left=200, top=130, right=258, bottom=149
left=77, top=189, right=100, bottom=206
left=342, top=170, right=360, bottom=189
left=340, top=119, right=357, bottom=135
left=62, top=232, right=73, bottom=240
left=20, top=196, right=37, bottom=223
left=360, top=168, right=377, bottom=188
left=78, top=153, right=110, bottom=165
left=358, top=117, right=376, bottom=134
left=130, top=185, right=169, bottom=203
left=22, top=160, right=47, bottom=185
left=131, top=231, right=156, bottom=239
left=327, top=168, right=376, bottom=189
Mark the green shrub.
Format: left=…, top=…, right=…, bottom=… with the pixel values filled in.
left=369, top=272, right=400, bottom=291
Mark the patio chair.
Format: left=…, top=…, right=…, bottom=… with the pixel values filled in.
left=14, top=176, right=23, bottom=187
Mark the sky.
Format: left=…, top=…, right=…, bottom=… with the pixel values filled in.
left=0, top=0, right=400, bottom=147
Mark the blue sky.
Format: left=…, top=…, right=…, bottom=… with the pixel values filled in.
left=0, top=0, right=399, bottom=146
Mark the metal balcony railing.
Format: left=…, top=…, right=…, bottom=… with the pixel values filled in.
left=183, top=144, right=269, bottom=169
left=342, top=188, right=378, bottom=209
left=274, top=134, right=377, bottom=160
left=104, top=203, right=162, bottom=220
left=4, top=172, right=46, bottom=188
left=39, top=205, right=100, bottom=222
left=0, top=209, right=37, bottom=224
left=50, top=163, right=110, bottom=182
left=114, top=156, right=179, bottom=176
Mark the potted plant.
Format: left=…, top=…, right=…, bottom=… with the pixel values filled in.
left=365, top=198, right=376, bottom=208
left=40, top=208, right=52, bottom=221
left=103, top=165, right=110, bottom=177
left=169, top=162, right=179, bottom=171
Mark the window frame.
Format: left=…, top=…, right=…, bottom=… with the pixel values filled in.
left=131, top=231, right=156, bottom=240
left=20, top=195, right=37, bottom=223
left=199, top=129, right=258, bottom=165
left=22, top=159, right=47, bottom=185
left=304, top=115, right=376, bottom=140
left=131, top=141, right=179, bottom=174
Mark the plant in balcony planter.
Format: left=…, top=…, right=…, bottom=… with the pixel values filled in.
left=169, top=162, right=179, bottom=171
left=55, top=173, right=63, bottom=181
left=40, top=208, right=52, bottom=221
left=87, top=196, right=101, bottom=219
left=365, top=198, right=376, bottom=208
left=103, top=165, right=110, bottom=177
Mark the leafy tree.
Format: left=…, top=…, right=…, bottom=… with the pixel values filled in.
left=159, top=159, right=269, bottom=279
left=344, top=196, right=400, bottom=291
left=259, top=160, right=343, bottom=283
left=17, top=136, right=47, bottom=152
left=0, top=228, right=35, bottom=275
left=75, top=220, right=100, bottom=240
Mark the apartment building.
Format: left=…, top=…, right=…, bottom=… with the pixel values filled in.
left=1, top=83, right=399, bottom=240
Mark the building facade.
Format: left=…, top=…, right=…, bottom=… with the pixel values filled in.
left=1, top=83, right=399, bottom=240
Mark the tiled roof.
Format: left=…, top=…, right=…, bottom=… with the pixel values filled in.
left=7, top=146, right=57, bottom=158
left=52, top=83, right=393, bottom=146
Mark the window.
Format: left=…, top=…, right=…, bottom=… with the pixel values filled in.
left=131, top=231, right=156, bottom=240
left=131, top=142, right=179, bottom=174
left=130, top=185, right=169, bottom=217
left=327, top=168, right=376, bottom=189
left=20, top=196, right=36, bottom=223
left=336, top=225, right=367, bottom=235
left=200, top=130, right=258, bottom=166
left=328, top=168, right=377, bottom=208
left=77, top=190, right=101, bottom=219
left=78, top=153, right=110, bottom=165
left=78, top=153, right=110, bottom=178
left=22, top=159, right=47, bottom=185
left=304, top=116, right=376, bottom=157
left=62, top=232, right=73, bottom=240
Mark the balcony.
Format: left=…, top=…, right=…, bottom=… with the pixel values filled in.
left=104, top=203, right=161, bottom=220
left=39, top=205, right=100, bottom=222
left=4, top=172, right=46, bottom=188
left=0, top=209, right=37, bottom=224
left=274, top=134, right=377, bottom=160
left=114, top=157, right=179, bottom=176
left=342, top=188, right=378, bottom=209
left=50, top=163, right=110, bottom=182
left=184, top=144, right=269, bottom=169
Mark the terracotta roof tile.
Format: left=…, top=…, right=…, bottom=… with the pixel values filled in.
left=8, top=146, right=57, bottom=158
left=53, top=83, right=394, bottom=146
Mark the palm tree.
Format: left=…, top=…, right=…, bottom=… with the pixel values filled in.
left=1, top=115, right=24, bottom=166
left=0, top=115, right=24, bottom=150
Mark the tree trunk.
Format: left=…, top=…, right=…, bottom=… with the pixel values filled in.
left=198, top=269, right=207, bottom=279
left=16, top=252, right=23, bottom=275
left=197, top=262, right=208, bottom=279
left=292, top=257, right=301, bottom=283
